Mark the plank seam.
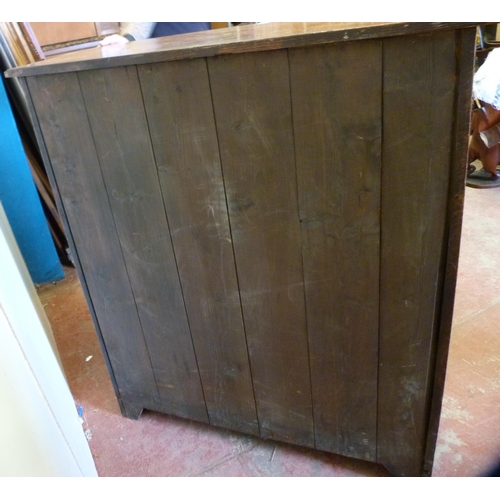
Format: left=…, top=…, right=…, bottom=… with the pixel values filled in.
left=287, top=47, right=316, bottom=449
left=375, top=39, right=385, bottom=466
left=23, top=75, right=127, bottom=415
left=205, top=55, right=262, bottom=437
left=76, top=69, right=162, bottom=409
left=134, top=63, right=211, bottom=424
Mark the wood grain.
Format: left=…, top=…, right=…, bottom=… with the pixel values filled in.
left=27, top=72, right=161, bottom=412
left=78, top=66, right=209, bottom=423
left=377, top=31, right=458, bottom=476
left=19, top=75, right=125, bottom=414
left=6, top=23, right=477, bottom=78
left=208, top=50, right=314, bottom=447
left=290, top=40, right=382, bottom=461
left=20, top=23, right=478, bottom=475
left=138, top=59, right=259, bottom=435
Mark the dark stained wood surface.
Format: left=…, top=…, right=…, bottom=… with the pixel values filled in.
left=27, top=72, right=161, bottom=412
left=289, top=40, right=382, bottom=461
left=19, top=24, right=478, bottom=476
left=6, top=23, right=477, bottom=78
left=137, top=59, right=259, bottom=435
left=423, top=27, right=477, bottom=476
left=377, top=31, right=458, bottom=476
left=19, top=75, right=127, bottom=416
left=77, top=66, right=209, bottom=423
left=208, top=50, right=314, bottom=447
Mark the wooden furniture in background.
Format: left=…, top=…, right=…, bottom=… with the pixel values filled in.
left=6, top=22, right=477, bottom=476
left=30, top=22, right=98, bottom=47
left=29, top=22, right=120, bottom=56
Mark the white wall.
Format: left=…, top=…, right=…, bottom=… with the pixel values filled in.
left=0, top=203, right=97, bottom=476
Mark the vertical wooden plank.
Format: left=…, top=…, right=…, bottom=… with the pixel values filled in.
left=423, top=27, right=476, bottom=476
left=208, top=50, right=314, bottom=447
left=77, top=66, right=209, bottom=423
left=27, top=73, right=160, bottom=415
left=378, top=31, right=458, bottom=476
left=290, top=41, right=382, bottom=461
left=137, top=59, right=259, bottom=435
left=19, top=76, right=127, bottom=417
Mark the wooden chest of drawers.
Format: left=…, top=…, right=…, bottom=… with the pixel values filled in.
left=7, top=22, right=477, bottom=476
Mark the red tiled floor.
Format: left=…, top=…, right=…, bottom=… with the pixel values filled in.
left=432, top=186, right=500, bottom=477
left=37, top=185, right=500, bottom=477
left=432, top=304, right=500, bottom=476
left=451, top=188, right=500, bottom=325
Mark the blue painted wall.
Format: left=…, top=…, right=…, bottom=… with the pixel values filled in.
left=0, top=75, right=64, bottom=284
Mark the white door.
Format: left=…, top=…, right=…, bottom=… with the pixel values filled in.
left=0, top=203, right=97, bottom=477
